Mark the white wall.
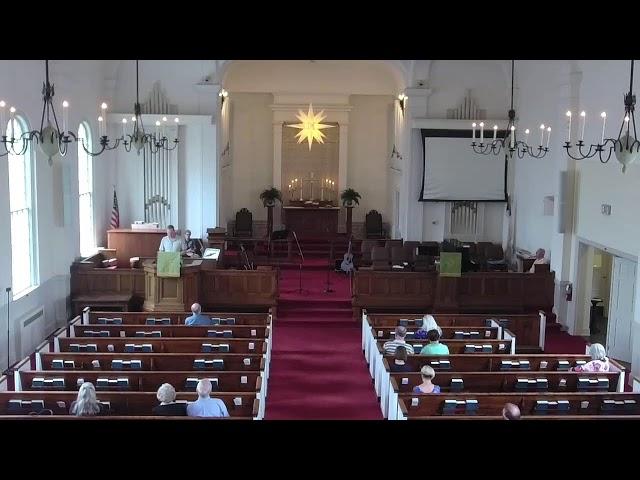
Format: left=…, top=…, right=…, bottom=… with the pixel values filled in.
left=0, top=60, right=110, bottom=369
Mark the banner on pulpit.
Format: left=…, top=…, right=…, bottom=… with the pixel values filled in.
left=439, top=252, right=462, bottom=277
left=157, top=252, right=181, bottom=278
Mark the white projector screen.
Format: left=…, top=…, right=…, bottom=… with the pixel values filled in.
left=420, top=130, right=507, bottom=202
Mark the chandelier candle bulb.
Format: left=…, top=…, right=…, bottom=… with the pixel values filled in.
left=122, top=118, right=127, bottom=138
left=472, top=122, right=476, bottom=140
left=580, top=111, right=586, bottom=141
left=540, top=124, right=545, bottom=147
left=479, top=122, right=484, bottom=143
left=525, top=129, right=530, bottom=145
left=510, top=126, right=515, bottom=148
left=0, top=101, right=5, bottom=133
left=546, top=127, right=551, bottom=148
left=566, top=111, right=572, bottom=143
left=9, top=106, right=15, bottom=139
left=493, top=125, right=497, bottom=140
left=62, top=100, right=69, bottom=134
left=98, top=116, right=104, bottom=137
left=599, top=112, right=606, bottom=144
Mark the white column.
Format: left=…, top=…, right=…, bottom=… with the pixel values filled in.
left=273, top=121, right=283, bottom=229
left=338, top=122, right=349, bottom=195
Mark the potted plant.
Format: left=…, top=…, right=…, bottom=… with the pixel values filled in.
left=340, top=188, right=361, bottom=207
left=260, top=187, right=282, bottom=207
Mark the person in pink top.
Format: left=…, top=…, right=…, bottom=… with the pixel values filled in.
left=572, top=343, right=610, bottom=372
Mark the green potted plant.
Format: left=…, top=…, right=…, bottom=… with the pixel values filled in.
left=340, top=188, right=361, bottom=207
left=260, top=187, right=282, bottom=207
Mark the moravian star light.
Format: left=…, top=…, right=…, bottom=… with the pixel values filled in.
left=286, top=104, right=335, bottom=150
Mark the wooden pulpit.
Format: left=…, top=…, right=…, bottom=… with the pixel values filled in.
left=142, top=258, right=202, bottom=312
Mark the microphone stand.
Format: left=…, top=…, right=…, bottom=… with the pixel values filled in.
left=324, top=239, right=334, bottom=293
left=2, top=287, right=12, bottom=377
left=292, top=231, right=305, bottom=294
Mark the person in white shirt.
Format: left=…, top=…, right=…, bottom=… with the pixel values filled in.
left=528, top=248, right=549, bottom=273
left=186, top=379, right=230, bottom=418
left=159, top=225, right=185, bottom=253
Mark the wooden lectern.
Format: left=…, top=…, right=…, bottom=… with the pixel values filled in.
left=142, top=258, right=202, bottom=312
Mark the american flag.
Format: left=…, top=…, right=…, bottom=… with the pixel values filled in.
left=110, top=189, right=120, bottom=229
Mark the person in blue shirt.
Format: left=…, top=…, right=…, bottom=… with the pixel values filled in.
left=185, top=303, right=211, bottom=326
left=187, top=379, right=230, bottom=418
left=413, top=365, right=441, bottom=394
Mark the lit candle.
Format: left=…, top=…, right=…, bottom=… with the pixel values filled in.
left=98, top=116, right=104, bottom=137
left=155, top=120, right=161, bottom=140
left=525, top=128, right=530, bottom=145
left=492, top=125, right=497, bottom=141
left=600, top=112, right=606, bottom=144
left=510, top=125, right=515, bottom=148
left=100, top=102, right=108, bottom=137
left=566, top=111, right=572, bottom=143
left=579, top=111, right=586, bottom=142
left=9, top=106, right=16, bottom=139
left=546, top=127, right=551, bottom=148
left=472, top=122, right=476, bottom=141
left=62, top=100, right=69, bottom=134
left=479, top=122, right=484, bottom=143
left=540, top=124, right=545, bottom=147
left=0, top=101, right=5, bottom=135
left=122, top=118, right=127, bottom=138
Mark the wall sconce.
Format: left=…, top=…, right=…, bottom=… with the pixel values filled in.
left=218, top=88, right=229, bottom=108
left=397, top=93, right=407, bottom=115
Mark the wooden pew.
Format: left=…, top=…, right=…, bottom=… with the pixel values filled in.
left=55, top=337, right=267, bottom=355
left=362, top=311, right=544, bottom=355
left=376, top=354, right=627, bottom=418
left=16, top=370, right=262, bottom=394
left=38, top=353, right=265, bottom=372
left=372, top=326, right=499, bottom=339
left=0, top=391, right=260, bottom=419
left=353, top=270, right=555, bottom=317
left=73, top=324, right=270, bottom=339
left=396, top=392, right=640, bottom=419
left=85, top=310, right=272, bottom=326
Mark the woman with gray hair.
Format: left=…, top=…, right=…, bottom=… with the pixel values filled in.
left=152, top=383, right=187, bottom=416
left=572, top=343, right=610, bottom=372
left=415, top=314, right=442, bottom=339
left=69, top=382, right=104, bottom=416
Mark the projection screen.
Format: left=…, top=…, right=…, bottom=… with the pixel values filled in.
left=420, top=129, right=508, bottom=202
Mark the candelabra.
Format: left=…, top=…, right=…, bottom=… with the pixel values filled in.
left=563, top=60, right=640, bottom=173
left=470, top=60, right=550, bottom=159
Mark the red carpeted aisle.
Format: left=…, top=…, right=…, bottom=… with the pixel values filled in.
left=264, top=264, right=383, bottom=420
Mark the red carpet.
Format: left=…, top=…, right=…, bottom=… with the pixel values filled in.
left=264, top=266, right=383, bottom=419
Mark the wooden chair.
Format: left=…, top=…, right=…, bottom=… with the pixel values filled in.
left=365, top=210, right=387, bottom=239
left=233, top=208, right=253, bottom=237
left=371, top=246, right=391, bottom=271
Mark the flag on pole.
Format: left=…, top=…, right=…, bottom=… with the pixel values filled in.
left=110, top=188, right=120, bottom=229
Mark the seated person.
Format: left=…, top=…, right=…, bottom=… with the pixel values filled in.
left=389, top=346, right=413, bottom=372
left=159, top=224, right=185, bottom=252
left=152, top=383, right=187, bottom=416
left=419, top=329, right=450, bottom=355
left=185, top=303, right=211, bottom=326
left=415, top=314, right=441, bottom=339
left=187, top=379, right=230, bottom=418
left=70, top=382, right=105, bottom=416
left=528, top=248, right=549, bottom=273
left=502, top=402, right=521, bottom=420
left=413, top=365, right=441, bottom=394
left=572, top=343, right=610, bottom=372
left=184, top=229, right=203, bottom=257
left=383, top=326, right=415, bottom=355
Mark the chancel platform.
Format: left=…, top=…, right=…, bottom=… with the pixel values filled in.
left=282, top=206, right=340, bottom=238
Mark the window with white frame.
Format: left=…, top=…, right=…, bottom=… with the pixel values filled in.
left=7, top=115, right=38, bottom=295
left=77, top=122, right=95, bottom=256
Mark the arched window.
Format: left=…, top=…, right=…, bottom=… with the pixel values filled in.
left=77, top=122, right=95, bottom=256
left=7, top=115, right=38, bottom=295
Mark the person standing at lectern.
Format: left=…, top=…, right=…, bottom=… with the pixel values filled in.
left=159, top=225, right=185, bottom=252
left=184, top=230, right=203, bottom=257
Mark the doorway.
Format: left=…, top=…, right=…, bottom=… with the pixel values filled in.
left=577, top=242, right=636, bottom=365
left=588, top=249, right=613, bottom=346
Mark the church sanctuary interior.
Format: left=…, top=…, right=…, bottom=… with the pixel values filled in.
left=2, top=58, right=640, bottom=421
